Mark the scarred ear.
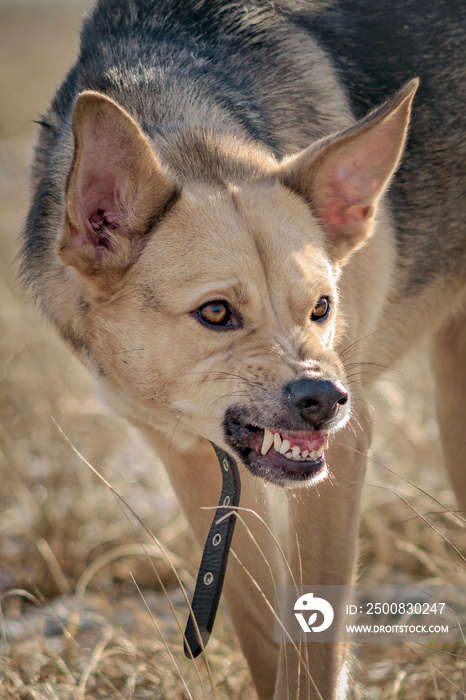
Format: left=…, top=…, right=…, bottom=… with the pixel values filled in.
left=279, top=80, right=418, bottom=264
left=58, top=91, right=178, bottom=291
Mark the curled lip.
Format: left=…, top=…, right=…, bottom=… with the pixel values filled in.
left=224, top=411, right=330, bottom=486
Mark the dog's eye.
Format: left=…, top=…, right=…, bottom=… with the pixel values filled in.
left=311, top=296, right=331, bottom=322
left=196, top=301, right=242, bottom=330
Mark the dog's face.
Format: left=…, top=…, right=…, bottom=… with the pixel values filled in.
left=87, top=181, right=348, bottom=485
left=57, top=85, right=415, bottom=485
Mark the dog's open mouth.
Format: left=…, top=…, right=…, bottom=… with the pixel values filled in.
left=225, top=414, right=329, bottom=485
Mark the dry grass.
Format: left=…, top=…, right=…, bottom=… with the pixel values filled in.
left=0, top=2, right=464, bottom=698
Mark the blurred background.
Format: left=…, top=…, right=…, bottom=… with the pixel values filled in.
left=0, top=1, right=464, bottom=697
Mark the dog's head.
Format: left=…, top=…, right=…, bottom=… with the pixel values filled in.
left=56, top=81, right=417, bottom=485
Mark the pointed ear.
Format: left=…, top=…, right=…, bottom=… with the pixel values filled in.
left=279, top=80, right=418, bottom=264
left=58, top=91, right=178, bottom=286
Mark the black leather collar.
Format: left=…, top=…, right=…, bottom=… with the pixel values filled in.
left=184, top=442, right=241, bottom=657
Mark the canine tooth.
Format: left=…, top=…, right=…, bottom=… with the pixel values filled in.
left=291, top=445, right=301, bottom=459
left=274, top=433, right=282, bottom=452
left=316, top=445, right=325, bottom=457
left=280, top=438, right=290, bottom=454
left=301, top=450, right=309, bottom=459
left=309, top=450, right=317, bottom=459
left=261, top=428, right=274, bottom=455
left=284, top=452, right=293, bottom=459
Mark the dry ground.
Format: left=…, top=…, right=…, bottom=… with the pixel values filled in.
left=0, top=2, right=464, bottom=698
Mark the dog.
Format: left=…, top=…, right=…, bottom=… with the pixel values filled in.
left=20, top=0, right=466, bottom=697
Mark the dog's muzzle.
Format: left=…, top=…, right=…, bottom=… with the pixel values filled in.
left=224, top=378, right=350, bottom=485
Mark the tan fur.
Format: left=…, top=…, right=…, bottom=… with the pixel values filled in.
left=28, top=71, right=466, bottom=700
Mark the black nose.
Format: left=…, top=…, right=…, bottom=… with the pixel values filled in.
left=285, top=378, right=348, bottom=427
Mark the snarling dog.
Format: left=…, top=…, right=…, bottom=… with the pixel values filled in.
left=21, top=0, right=466, bottom=697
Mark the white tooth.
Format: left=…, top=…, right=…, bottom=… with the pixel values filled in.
left=309, top=450, right=317, bottom=459
left=274, top=433, right=282, bottom=452
left=301, top=450, right=309, bottom=459
left=284, top=452, right=293, bottom=459
left=261, top=428, right=274, bottom=455
left=280, top=438, right=290, bottom=455
left=292, top=445, right=301, bottom=459
left=316, top=445, right=325, bottom=457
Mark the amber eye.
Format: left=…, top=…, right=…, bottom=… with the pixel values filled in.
left=311, top=296, right=331, bottom=322
left=196, top=300, right=242, bottom=330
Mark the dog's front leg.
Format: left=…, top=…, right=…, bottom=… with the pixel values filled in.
left=274, top=424, right=370, bottom=700
left=144, top=432, right=283, bottom=699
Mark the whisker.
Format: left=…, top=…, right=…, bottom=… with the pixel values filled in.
left=114, top=347, right=144, bottom=355
left=338, top=329, right=387, bottom=359
left=180, top=369, right=268, bottom=390
left=211, top=392, right=250, bottom=403
left=344, top=361, right=397, bottom=372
